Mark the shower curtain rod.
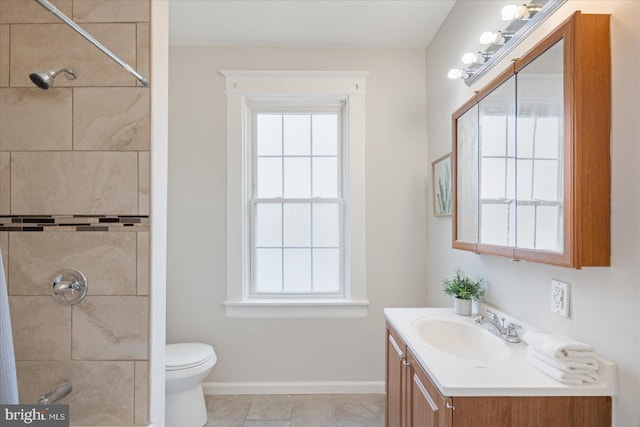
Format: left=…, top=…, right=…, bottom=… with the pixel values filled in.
left=34, top=0, right=150, bottom=87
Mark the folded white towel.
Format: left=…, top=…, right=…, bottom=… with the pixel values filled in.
left=522, top=329, right=597, bottom=359
left=526, top=353, right=600, bottom=385
left=526, top=346, right=599, bottom=374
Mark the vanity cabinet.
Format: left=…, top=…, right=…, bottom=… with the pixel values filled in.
left=452, top=12, right=611, bottom=268
left=386, top=322, right=452, bottom=427
left=385, top=321, right=612, bottom=427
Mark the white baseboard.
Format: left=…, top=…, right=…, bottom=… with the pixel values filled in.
left=203, top=381, right=385, bottom=395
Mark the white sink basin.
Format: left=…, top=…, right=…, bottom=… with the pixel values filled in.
left=411, top=317, right=512, bottom=365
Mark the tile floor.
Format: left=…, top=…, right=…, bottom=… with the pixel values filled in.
left=205, top=393, right=385, bottom=427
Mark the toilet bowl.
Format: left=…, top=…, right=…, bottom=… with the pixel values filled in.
left=166, top=343, right=217, bottom=427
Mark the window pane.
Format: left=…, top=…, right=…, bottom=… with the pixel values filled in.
left=480, top=204, right=512, bottom=246
left=284, top=158, right=311, bottom=197
left=283, top=203, right=311, bottom=247
left=481, top=116, right=507, bottom=156
left=313, top=249, right=340, bottom=292
left=533, top=160, right=559, bottom=201
left=537, top=206, right=562, bottom=251
left=313, top=204, right=340, bottom=247
left=283, top=249, right=311, bottom=292
left=312, top=114, right=338, bottom=155
left=506, top=158, right=515, bottom=200
left=255, top=203, right=282, bottom=247
left=507, top=116, right=516, bottom=157
left=517, top=117, right=535, bottom=158
left=284, top=115, right=311, bottom=155
left=312, top=157, right=338, bottom=197
left=516, top=159, right=533, bottom=201
left=534, top=117, right=560, bottom=158
left=257, top=114, right=282, bottom=156
left=480, top=158, right=506, bottom=199
left=257, top=158, right=282, bottom=197
left=516, top=205, right=535, bottom=249
left=255, top=249, right=282, bottom=292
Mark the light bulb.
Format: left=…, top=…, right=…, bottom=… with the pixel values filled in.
left=501, top=4, right=531, bottom=21
left=448, top=68, right=469, bottom=80
left=501, top=5, right=518, bottom=20
left=479, top=31, right=502, bottom=45
left=502, top=4, right=531, bottom=21
left=448, top=69, right=464, bottom=79
left=461, top=52, right=486, bottom=65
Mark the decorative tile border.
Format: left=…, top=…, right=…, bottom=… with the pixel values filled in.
left=0, top=215, right=149, bottom=232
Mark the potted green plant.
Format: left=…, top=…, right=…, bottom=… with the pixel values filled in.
left=442, top=268, right=485, bottom=316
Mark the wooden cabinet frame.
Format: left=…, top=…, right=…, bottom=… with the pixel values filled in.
left=452, top=12, right=611, bottom=268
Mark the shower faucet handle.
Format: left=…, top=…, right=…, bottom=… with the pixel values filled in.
left=51, top=269, right=88, bottom=305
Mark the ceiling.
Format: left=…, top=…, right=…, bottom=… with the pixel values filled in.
left=169, top=0, right=457, bottom=49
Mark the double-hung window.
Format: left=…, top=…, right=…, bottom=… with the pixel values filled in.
left=222, top=71, right=369, bottom=318
left=252, top=109, right=343, bottom=295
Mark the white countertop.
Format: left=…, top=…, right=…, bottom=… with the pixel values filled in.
left=384, top=307, right=617, bottom=397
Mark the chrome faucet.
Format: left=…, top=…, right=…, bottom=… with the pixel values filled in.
left=474, top=309, right=522, bottom=343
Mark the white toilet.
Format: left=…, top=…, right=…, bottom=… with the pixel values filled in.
left=165, top=343, right=217, bottom=427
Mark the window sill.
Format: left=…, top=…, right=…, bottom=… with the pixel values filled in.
left=223, top=299, right=370, bottom=319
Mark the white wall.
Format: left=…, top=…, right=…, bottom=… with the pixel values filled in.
left=167, top=47, right=428, bottom=389
left=426, top=2, right=640, bottom=426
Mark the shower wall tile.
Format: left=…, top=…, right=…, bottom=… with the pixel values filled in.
left=11, top=151, right=139, bottom=214
left=5, top=0, right=151, bottom=422
left=72, top=296, right=148, bottom=360
left=73, top=0, right=150, bottom=23
left=8, top=232, right=137, bottom=296
left=0, top=25, right=8, bottom=87
left=135, top=361, right=149, bottom=425
left=73, top=87, right=150, bottom=151
left=10, top=23, right=137, bottom=87
left=137, top=23, right=150, bottom=88
left=139, top=151, right=150, bottom=215
left=0, top=151, right=9, bottom=214
left=17, top=360, right=135, bottom=425
left=137, top=231, right=149, bottom=295
left=0, top=88, right=73, bottom=151
left=0, top=0, right=73, bottom=24
left=10, top=296, right=71, bottom=360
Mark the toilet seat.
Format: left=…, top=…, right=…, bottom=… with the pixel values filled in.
left=166, top=343, right=216, bottom=371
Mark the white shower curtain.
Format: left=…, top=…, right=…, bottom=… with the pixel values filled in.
left=0, top=247, right=18, bottom=404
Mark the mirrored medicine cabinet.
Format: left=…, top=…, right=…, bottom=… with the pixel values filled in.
left=452, top=12, right=611, bottom=269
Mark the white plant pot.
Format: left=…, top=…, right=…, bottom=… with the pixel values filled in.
left=453, top=297, right=472, bottom=316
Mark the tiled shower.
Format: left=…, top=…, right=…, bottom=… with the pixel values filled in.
left=0, top=0, right=151, bottom=425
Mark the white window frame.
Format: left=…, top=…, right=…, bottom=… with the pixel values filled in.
left=222, top=70, right=369, bottom=318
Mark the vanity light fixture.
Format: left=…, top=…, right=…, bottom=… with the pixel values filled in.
left=447, top=0, right=566, bottom=86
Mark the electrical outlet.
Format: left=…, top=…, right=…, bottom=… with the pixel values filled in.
left=551, top=280, right=569, bottom=318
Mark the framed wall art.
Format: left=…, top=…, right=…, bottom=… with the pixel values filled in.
left=432, top=153, right=452, bottom=217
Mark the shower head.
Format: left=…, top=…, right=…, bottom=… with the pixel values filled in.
left=29, top=66, right=77, bottom=90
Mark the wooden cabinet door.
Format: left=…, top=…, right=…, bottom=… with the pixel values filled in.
left=386, top=324, right=405, bottom=427
left=407, top=350, right=452, bottom=427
